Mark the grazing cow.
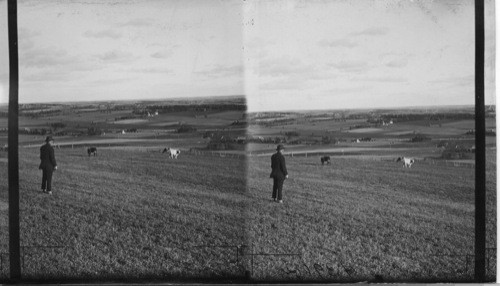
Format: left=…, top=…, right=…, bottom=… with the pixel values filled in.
left=162, top=147, right=181, bottom=159
left=396, top=157, right=414, bottom=168
left=87, top=147, right=97, bottom=157
left=320, top=156, right=331, bottom=165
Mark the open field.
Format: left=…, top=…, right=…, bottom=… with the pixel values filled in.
left=0, top=148, right=247, bottom=281
left=246, top=148, right=496, bottom=282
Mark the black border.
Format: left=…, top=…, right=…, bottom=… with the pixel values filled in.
left=7, top=0, right=20, bottom=281
left=474, top=0, right=487, bottom=282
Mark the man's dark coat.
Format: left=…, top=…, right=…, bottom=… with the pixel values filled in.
left=270, top=152, right=288, bottom=179
left=39, top=143, right=57, bottom=170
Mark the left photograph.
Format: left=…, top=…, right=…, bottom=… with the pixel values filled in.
left=0, top=0, right=247, bottom=281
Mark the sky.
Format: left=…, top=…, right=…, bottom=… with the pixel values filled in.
left=0, top=0, right=496, bottom=111
left=0, top=0, right=244, bottom=104
left=244, top=0, right=496, bottom=111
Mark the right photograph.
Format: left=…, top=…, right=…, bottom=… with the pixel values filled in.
left=243, top=0, right=496, bottom=282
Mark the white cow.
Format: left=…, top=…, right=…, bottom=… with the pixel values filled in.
left=162, top=147, right=181, bottom=159
left=396, top=157, right=414, bottom=168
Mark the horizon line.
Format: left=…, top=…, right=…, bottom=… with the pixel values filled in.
left=0, top=94, right=247, bottom=106
left=248, top=103, right=494, bottom=113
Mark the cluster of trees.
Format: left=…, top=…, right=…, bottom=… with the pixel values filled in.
left=465, top=129, right=496, bottom=136
left=440, top=140, right=475, bottom=159
left=252, top=118, right=296, bottom=127
left=284, top=131, right=300, bottom=138
left=230, top=120, right=247, bottom=126
left=138, top=103, right=246, bottom=114
left=19, top=128, right=50, bottom=135
left=87, top=127, right=103, bottom=136
left=322, top=136, right=339, bottom=144
left=106, top=104, right=136, bottom=111
left=349, top=124, right=371, bottom=130
left=50, top=122, right=66, bottom=131
left=177, top=125, right=197, bottom=133
left=23, top=109, right=62, bottom=119
left=132, top=109, right=154, bottom=116
left=379, top=113, right=474, bottom=123
left=352, top=137, right=374, bottom=142
left=205, top=132, right=246, bottom=150
left=410, top=134, right=431, bottom=142
left=114, top=115, right=139, bottom=121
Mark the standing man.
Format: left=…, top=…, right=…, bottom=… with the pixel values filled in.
left=39, top=136, right=58, bottom=195
left=270, top=144, right=288, bottom=203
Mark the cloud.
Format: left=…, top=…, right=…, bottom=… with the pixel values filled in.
left=0, top=72, right=8, bottom=88
left=132, top=67, right=173, bottom=74
left=385, top=58, right=408, bottom=68
left=18, top=27, right=41, bottom=39
left=260, top=79, right=305, bottom=91
left=246, top=37, right=276, bottom=50
left=327, top=60, right=369, bottom=73
left=83, top=29, right=122, bottom=39
left=430, top=75, right=474, bottom=87
left=357, top=76, right=407, bottom=83
left=151, top=50, right=173, bottom=59
left=324, top=86, right=370, bottom=94
left=351, top=27, right=390, bottom=37
left=121, top=18, right=154, bottom=27
left=22, top=69, right=73, bottom=83
left=89, top=77, right=134, bottom=85
left=256, top=56, right=335, bottom=91
left=18, top=28, right=40, bottom=53
left=96, top=50, right=134, bottom=63
left=318, top=39, right=357, bottom=48
left=258, top=56, right=315, bottom=77
left=380, top=52, right=412, bottom=68
left=195, top=64, right=243, bottom=78
left=22, top=47, right=78, bottom=68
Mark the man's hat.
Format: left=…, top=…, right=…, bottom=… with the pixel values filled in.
left=276, top=144, right=285, bottom=151
left=45, top=136, right=54, bottom=142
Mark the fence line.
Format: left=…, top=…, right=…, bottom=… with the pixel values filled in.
left=187, top=149, right=246, bottom=159
left=185, top=149, right=475, bottom=168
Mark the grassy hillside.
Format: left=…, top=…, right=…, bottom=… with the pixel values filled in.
left=246, top=150, right=496, bottom=282
left=1, top=148, right=247, bottom=282
left=0, top=147, right=496, bottom=282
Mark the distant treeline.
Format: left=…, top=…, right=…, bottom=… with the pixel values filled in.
left=134, top=103, right=246, bottom=114
left=22, top=109, right=62, bottom=118
left=465, top=129, right=496, bottom=136
left=252, top=118, right=296, bottom=126
left=249, top=111, right=489, bottom=126
left=379, top=113, right=476, bottom=122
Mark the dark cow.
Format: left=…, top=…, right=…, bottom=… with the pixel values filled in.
left=320, top=156, right=331, bottom=165
left=87, top=147, right=97, bottom=157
